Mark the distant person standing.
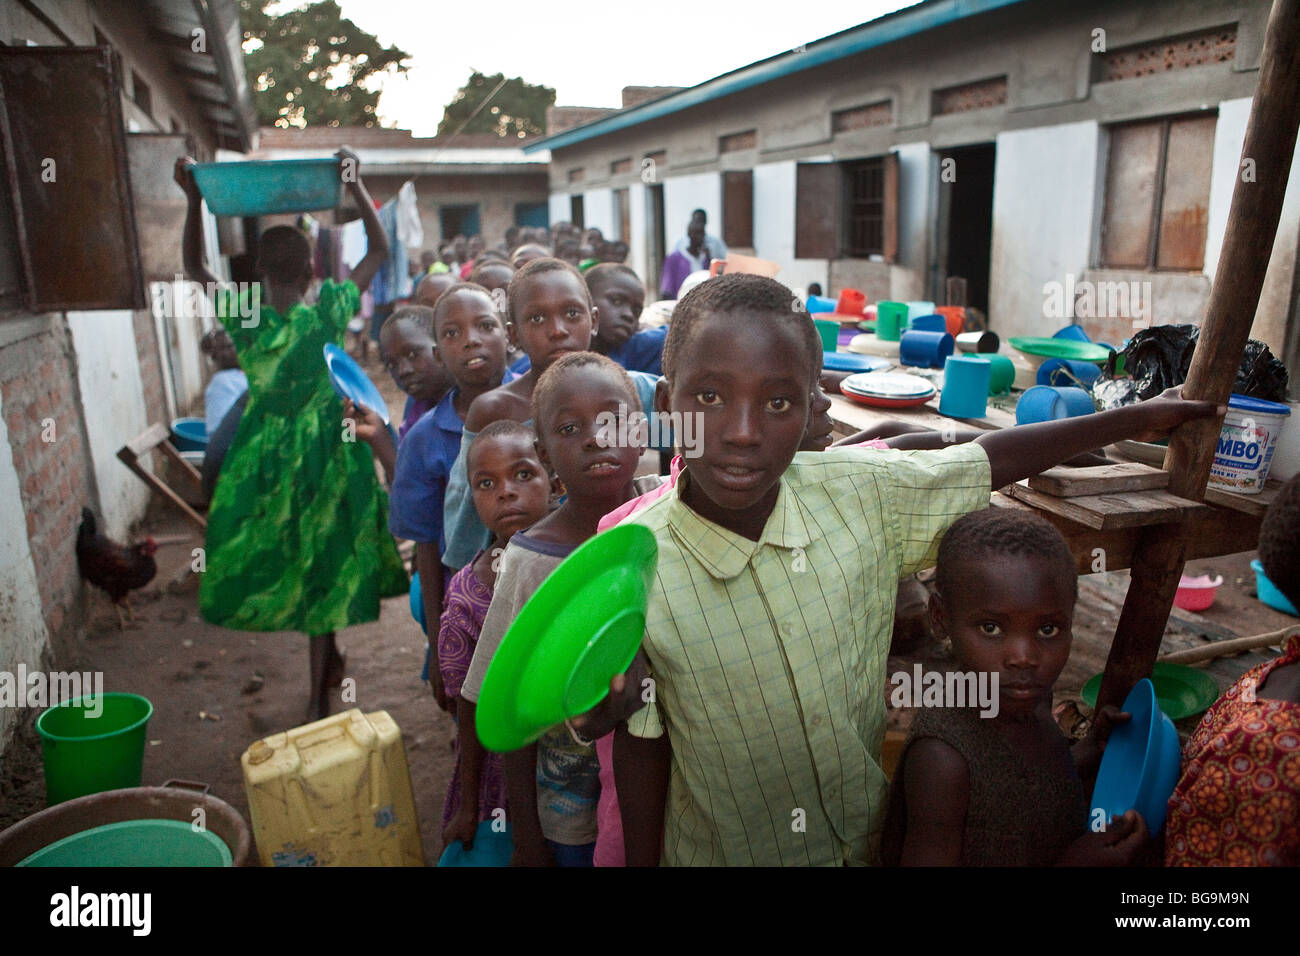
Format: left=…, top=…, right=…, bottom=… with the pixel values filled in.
left=659, top=217, right=710, bottom=298
left=671, top=208, right=727, bottom=261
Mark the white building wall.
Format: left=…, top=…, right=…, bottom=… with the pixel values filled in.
left=68, top=311, right=151, bottom=541
left=752, top=160, right=829, bottom=297
left=582, top=189, right=614, bottom=238
left=548, top=192, right=570, bottom=227
left=893, top=142, right=933, bottom=301
left=0, top=389, right=52, bottom=751
left=627, top=181, right=649, bottom=292
left=1204, top=99, right=1251, bottom=283
left=988, top=121, right=1100, bottom=340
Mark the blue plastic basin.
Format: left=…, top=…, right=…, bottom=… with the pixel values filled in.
left=191, top=159, right=342, bottom=217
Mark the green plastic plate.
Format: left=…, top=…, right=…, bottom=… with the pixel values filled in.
left=1009, top=336, right=1112, bottom=362
left=1081, top=662, right=1220, bottom=722
left=476, top=524, right=658, bottom=753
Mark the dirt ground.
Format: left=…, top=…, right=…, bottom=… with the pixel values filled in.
left=3, top=341, right=1297, bottom=862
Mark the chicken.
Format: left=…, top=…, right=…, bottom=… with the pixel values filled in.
left=76, top=508, right=158, bottom=629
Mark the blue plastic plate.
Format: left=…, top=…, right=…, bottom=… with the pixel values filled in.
left=1090, top=678, right=1182, bottom=836
left=437, top=821, right=513, bottom=867
left=323, top=343, right=390, bottom=425
left=823, top=352, right=892, bottom=373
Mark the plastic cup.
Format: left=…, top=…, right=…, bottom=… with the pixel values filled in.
left=36, top=693, right=153, bottom=806
left=835, top=288, right=866, bottom=317
left=1054, top=324, right=1091, bottom=342
left=909, top=314, right=946, bottom=333
left=876, top=301, right=908, bottom=341
left=805, top=294, right=836, bottom=314
left=978, top=354, right=1016, bottom=394
left=936, top=306, right=966, bottom=337
left=955, top=330, right=999, bottom=353
left=1037, top=358, right=1102, bottom=388
left=899, top=330, right=955, bottom=369
left=1015, top=385, right=1094, bottom=425
left=906, top=301, right=935, bottom=325
left=939, top=356, right=991, bottom=419
left=814, top=319, right=840, bottom=351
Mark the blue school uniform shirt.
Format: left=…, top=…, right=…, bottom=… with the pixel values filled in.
left=388, top=388, right=466, bottom=550
left=603, top=327, right=667, bottom=377
left=505, top=328, right=668, bottom=377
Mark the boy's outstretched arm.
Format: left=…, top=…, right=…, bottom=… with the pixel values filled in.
left=338, top=147, right=389, bottom=295
left=974, top=388, right=1223, bottom=490
left=614, top=723, right=670, bottom=866
left=173, top=157, right=218, bottom=287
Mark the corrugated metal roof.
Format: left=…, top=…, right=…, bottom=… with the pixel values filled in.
left=140, top=0, right=256, bottom=152
left=524, top=0, right=1029, bottom=153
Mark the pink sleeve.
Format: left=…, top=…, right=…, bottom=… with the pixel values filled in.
left=597, top=456, right=683, bottom=532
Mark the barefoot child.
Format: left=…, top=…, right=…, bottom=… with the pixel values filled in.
left=388, top=285, right=511, bottom=709
left=880, top=508, right=1147, bottom=866
left=614, top=273, right=1221, bottom=866
left=458, top=352, right=660, bottom=866
left=440, top=420, right=552, bottom=851
left=177, top=149, right=407, bottom=722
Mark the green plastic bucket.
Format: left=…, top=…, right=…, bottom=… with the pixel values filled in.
left=18, top=818, right=232, bottom=867
left=36, top=693, right=153, bottom=806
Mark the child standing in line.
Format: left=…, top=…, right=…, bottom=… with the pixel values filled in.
left=467, top=259, right=525, bottom=373
left=440, top=258, right=659, bottom=572
left=176, top=149, right=408, bottom=722
left=388, top=285, right=511, bottom=710
left=458, top=352, right=660, bottom=866
left=613, top=273, right=1222, bottom=866
left=344, top=304, right=454, bottom=479
left=587, top=264, right=667, bottom=377
left=880, top=507, right=1146, bottom=866
left=440, top=420, right=552, bottom=851
left=1165, top=473, right=1300, bottom=866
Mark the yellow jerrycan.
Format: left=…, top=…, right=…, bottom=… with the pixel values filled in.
left=241, top=708, right=425, bottom=866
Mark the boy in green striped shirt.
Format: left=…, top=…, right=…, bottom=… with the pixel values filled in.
left=614, top=274, right=1222, bottom=866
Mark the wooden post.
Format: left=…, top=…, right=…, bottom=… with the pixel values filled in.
left=1098, top=0, right=1300, bottom=711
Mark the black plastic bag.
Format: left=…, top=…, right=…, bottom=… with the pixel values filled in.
left=1094, top=324, right=1288, bottom=409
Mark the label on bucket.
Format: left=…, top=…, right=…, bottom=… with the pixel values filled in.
left=1208, top=415, right=1279, bottom=494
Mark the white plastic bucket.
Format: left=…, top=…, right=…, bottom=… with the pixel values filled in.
left=1268, top=399, right=1300, bottom=482
left=1207, top=394, right=1291, bottom=494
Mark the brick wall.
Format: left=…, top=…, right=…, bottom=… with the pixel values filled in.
left=0, top=320, right=96, bottom=641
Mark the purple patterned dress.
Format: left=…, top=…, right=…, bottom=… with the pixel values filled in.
left=439, top=552, right=508, bottom=827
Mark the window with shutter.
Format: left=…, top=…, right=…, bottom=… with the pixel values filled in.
left=0, top=46, right=145, bottom=312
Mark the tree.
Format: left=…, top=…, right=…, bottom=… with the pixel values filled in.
left=238, top=0, right=410, bottom=128
left=437, top=71, right=555, bottom=140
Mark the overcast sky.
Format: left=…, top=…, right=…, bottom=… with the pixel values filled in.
left=323, top=0, right=916, bottom=135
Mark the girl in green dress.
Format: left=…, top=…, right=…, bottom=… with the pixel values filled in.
left=176, top=150, right=407, bottom=721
